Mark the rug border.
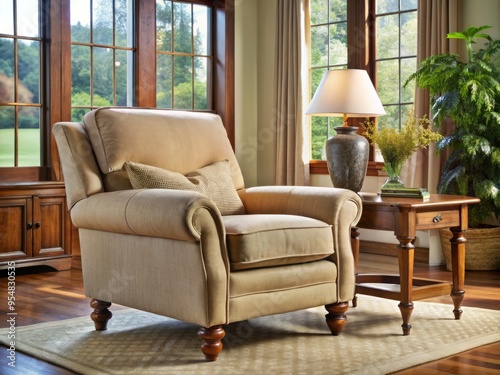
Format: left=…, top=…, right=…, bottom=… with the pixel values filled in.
left=1, top=298, right=499, bottom=375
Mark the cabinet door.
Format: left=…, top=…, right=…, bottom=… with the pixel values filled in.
left=32, top=195, right=68, bottom=257
left=0, top=198, right=32, bottom=260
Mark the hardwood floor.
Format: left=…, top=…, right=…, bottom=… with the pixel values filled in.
left=0, top=253, right=499, bottom=374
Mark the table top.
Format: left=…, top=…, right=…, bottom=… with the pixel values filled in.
left=358, top=192, right=480, bottom=208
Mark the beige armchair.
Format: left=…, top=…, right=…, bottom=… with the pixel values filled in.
left=53, top=107, right=362, bottom=361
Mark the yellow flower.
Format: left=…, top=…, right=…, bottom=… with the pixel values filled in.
left=363, top=114, right=442, bottom=164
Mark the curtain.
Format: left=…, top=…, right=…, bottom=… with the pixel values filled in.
left=402, top=0, right=460, bottom=192
left=274, top=0, right=310, bottom=185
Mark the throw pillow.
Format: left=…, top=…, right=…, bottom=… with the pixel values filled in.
left=124, top=160, right=246, bottom=216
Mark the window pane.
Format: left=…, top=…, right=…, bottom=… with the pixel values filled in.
left=311, top=67, right=327, bottom=95
left=377, top=14, right=399, bottom=59
left=156, top=0, right=172, bottom=52
left=330, top=0, right=347, bottom=22
left=311, top=25, right=328, bottom=67
left=193, top=5, right=210, bottom=56
left=0, top=106, right=15, bottom=166
left=115, top=0, right=133, bottom=47
left=115, top=49, right=132, bottom=106
left=401, top=57, right=416, bottom=103
left=93, top=47, right=113, bottom=104
left=93, top=0, right=113, bottom=45
left=71, top=0, right=91, bottom=43
left=17, top=0, right=39, bottom=37
left=0, top=38, right=15, bottom=103
left=0, top=0, right=14, bottom=35
left=173, top=55, right=192, bottom=109
left=72, top=108, right=88, bottom=123
left=173, top=2, right=192, bottom=54
left=401, top=0, right=418, bottom=11
left=18, top=107, right=40, bottom=166
left=401, top=104, right=414, bottom=124
left=329, top=23, right=347, bottom=66
left=311, top=0, right=328, bottom=25
left=401, top=12, right=417, bottom=57
left=378, top=105, right=399, bottom=130
left=71, top=45, right=91, bottom=106
left=18, top=40, right=40, bottom=104
left=377, top=0, right=398, bottom=14
left=157, top=54, right=172, bottom=108
left=377, top=59, right=399, bottom=104
left=311, top=116, right=328, bottom=160
left=194, top=57, right=209, bottom=110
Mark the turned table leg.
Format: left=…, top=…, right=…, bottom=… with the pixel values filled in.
left=450, top=228, right=466, bottom=319
left=90, top=299, right=112, bottom=330
left=397, top=236, right=415, bottom=335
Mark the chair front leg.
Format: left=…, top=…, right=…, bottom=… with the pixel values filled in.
left=325, top=302, right=349, bottom=335
left=90, top=299, right=113, bottom=330
left=198, top=325, right=225, bottom=361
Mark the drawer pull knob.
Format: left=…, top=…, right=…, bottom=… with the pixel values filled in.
left=35, top=222, right=41, bottom=228
left=432, top=215, right=442, bottom=223
left=27, top=222, right=33, bottom=230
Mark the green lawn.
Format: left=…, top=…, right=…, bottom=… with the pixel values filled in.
left=0, top=128, right=41, bottom=167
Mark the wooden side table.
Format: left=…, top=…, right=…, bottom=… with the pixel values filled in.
left=351, top=193, right=480, bottom=335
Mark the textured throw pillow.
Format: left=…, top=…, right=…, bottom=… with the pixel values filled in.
left=124, top=160, right=246, bottom=216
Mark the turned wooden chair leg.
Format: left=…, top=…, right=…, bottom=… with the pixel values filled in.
left=325, top=302, right=349, bottom=335
left=198, top=325, right=225, bottom=361
left=90, top=299, right=112, bottom=331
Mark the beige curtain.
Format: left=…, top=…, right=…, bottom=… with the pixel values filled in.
left=274, top=0, right=310, bottom=185
left=402, top=0, right=460, bottom=192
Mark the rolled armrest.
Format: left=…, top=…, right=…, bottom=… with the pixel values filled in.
left=238, top=186, right=362, bottom=227
left=70, top=188, right=223, bottom=242
left=239, top=186, right=362, bottom=301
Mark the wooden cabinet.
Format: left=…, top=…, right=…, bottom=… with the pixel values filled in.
left=0, top=182, right=71, bottom=271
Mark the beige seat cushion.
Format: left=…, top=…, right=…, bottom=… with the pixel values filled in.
left=223, top=214, right=334, bottom=270
left=124, top=160, right=246, bottom=216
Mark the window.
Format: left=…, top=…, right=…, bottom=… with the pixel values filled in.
left=0, top=0, right=43, bottom=167
left=0, top=0, right=234, bottom=182
left=156, top=1, right=212, bottom=110
left=70, top=0, right=135, bottom=122
left=310, top=0, right=347, bottom=160
left=375, top=0, right=417, bottom=158
left=309, top=0, right=418, bottom=166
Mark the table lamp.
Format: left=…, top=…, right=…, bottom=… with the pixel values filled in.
left=306, top=69, right=386, bottom=192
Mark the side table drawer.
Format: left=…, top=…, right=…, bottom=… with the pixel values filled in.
left=416, top=210, right=460, bottom=229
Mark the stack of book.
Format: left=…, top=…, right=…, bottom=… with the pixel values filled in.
left=380, top=187, right=430, bottom=200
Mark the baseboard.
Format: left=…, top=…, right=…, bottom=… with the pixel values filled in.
left=360, top=240, right=429, bottom=264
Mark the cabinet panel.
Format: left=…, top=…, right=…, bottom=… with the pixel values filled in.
left=34, top=196, right=67, bottom=256
left=0, top=198, right=32, bottom=259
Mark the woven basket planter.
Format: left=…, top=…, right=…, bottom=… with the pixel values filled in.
left=439, top=227, right=500, bottom=271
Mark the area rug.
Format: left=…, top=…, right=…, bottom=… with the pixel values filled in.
left=1, top=295, right=499, bottom=375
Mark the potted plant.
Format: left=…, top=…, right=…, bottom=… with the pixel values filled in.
left=406, top=25, right=500, bottom=270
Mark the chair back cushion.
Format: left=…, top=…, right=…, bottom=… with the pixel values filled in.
left=83, top=107, right=245, bottom=192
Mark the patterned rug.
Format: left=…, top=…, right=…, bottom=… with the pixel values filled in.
left=1, top=295, right=499, bottom=374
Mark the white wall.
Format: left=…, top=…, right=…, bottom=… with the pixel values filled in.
left=234, top=0, right=500, bottom=264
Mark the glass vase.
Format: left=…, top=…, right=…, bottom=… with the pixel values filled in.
left=381, top=159, right=406, bottom=189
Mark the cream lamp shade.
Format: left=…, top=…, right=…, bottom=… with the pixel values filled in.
left=306, top=69, right=386, bottom=124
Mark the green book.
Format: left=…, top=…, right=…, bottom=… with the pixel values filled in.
left=380, top=187, right=430, bottom=200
